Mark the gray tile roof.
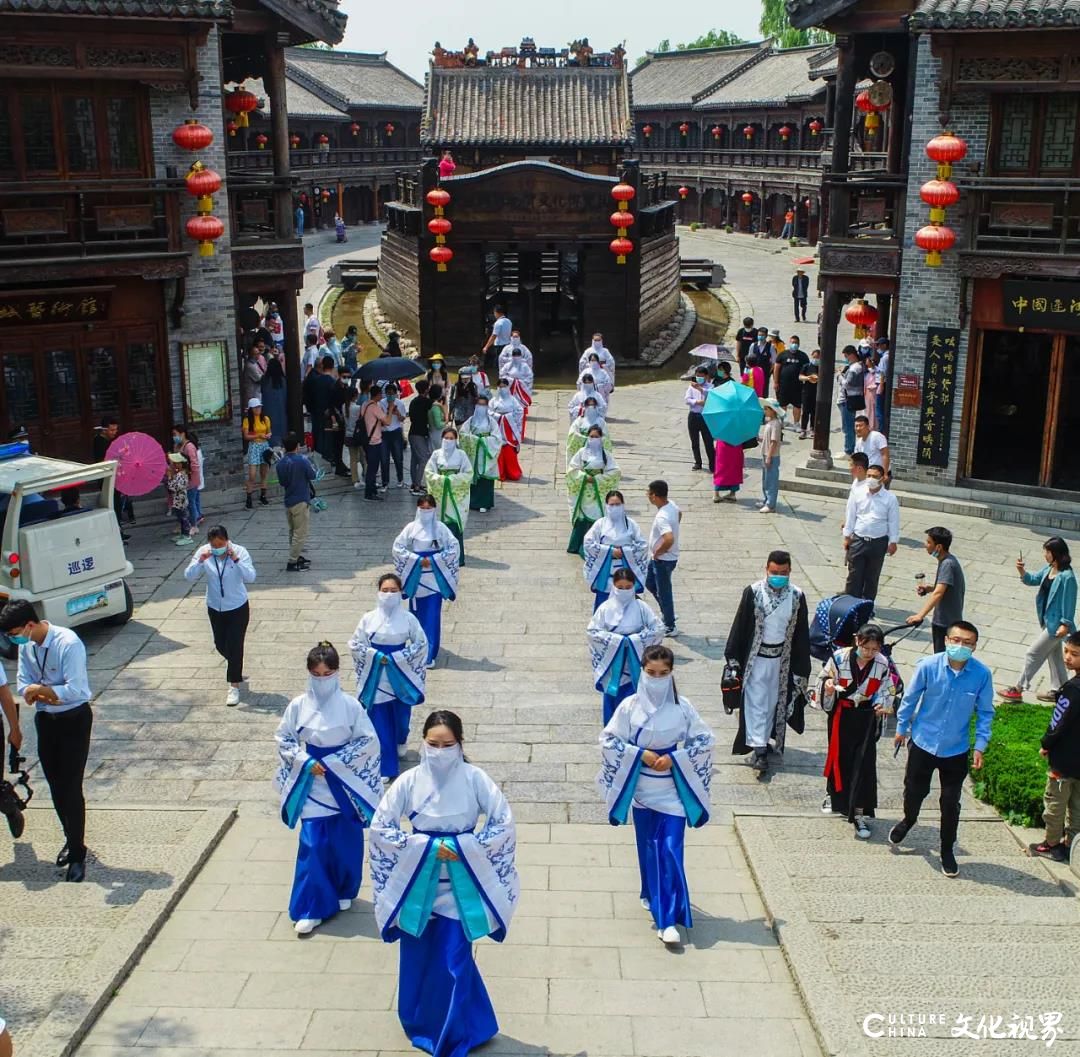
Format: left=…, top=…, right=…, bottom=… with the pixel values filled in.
left=693, top=45, right=831, bottom=108
left=910, top=0, right=1080, bottom=28
left=285, top=48, right=424, bottom=109
left=240, top=76, right=350, bottom=119
left=629, top=43, right=769, bottom=108
left=0, top=0, right=228, bottom=15
left=784, top=0, right=860, bottom=29
left=260, top=0, right=345, bottom=43
left=422, top=66, right=633, bottom=147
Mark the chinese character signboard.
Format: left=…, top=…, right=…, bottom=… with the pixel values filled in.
left=916, top=326, right=960, bottom=469
left=0, top=288, right=110, bottom=327
left=1002, top=280, right=1080, bottom=333
left=893, top=373, right=921, bottom=408
left=181, top=340, right=231, bottom=424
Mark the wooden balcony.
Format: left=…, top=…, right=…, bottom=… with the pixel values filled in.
left=634, top=146, right=889, bottom=176
left=227, top=175, right=304, bottom=279
left=227, top=146, right=424, bottom=181
left=817, top=173, right=906, bottom=280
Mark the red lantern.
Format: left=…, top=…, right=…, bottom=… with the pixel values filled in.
left=642, top=124, right=653, bottom=139
left=609, top=236, right=633, bottom=265
left=428, top=216, right=451, bottom=243
left=430, top=244, right=453, bottom=272
left=678, top=186, right=689, bottom=200
left=610, top=210, right=634, bottom=232
left=914, top=223, right=956, bottom=267
left=227, top=121, right=238, bottom=138
left=321, top=189, right=331, bottom=203
left=611, top=182, right=635, bottom=204
left=318, top=133, right=329, bottom=146
left=711, top=125, right=723, bottom=140
left=289, top=133, right=300, bottom=148
left=186, top=214, right=224, bottom=257
left=385, top=122, right=395, bottom=137
left=255, top=133, right=268, bottom=150
left=779, top=125, right=792, bottom=141
left=350, top=122, right=360, bottom=137
left=743, top=125, right=754, bottom=141
left=426, top=188, right=450, bottom=215
left=679, top=122, right=690, bottom=136
left=926, top=131, right=968, bottom=180
left=225, top=88, right=258, bottom=128
left=844, top=298, right=879, bottom=339
left=172, top=119, right=213, bottom=152
left=741, top=191, right=753, bottom=206
left=920, top=178, right=960, bottom=223
left=808, top=119, right=822, bottom=137
left=856, top=90, right=888, bottom=132
left=185, top=162, right=222, bottom=213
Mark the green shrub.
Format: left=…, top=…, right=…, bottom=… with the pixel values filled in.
left=970, top=703, right=1050, bottom=827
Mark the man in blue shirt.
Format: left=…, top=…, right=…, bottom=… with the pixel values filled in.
left=276, top=432, right=316, bottom=572
left=891, top=619, right=994, bottom=877
left=0, top=600, right=92, bottom=882
left=480, top=305, right=512, bottom=374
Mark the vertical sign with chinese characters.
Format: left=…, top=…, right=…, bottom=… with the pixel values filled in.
left=916, top=326, right=961, bottom=468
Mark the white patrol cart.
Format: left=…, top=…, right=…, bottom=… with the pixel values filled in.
left=0, top=443, right=133, bottom=656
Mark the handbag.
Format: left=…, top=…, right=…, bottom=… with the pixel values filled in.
left=845, top=393, right=866, bottom=412
left=721, top=660, right=743, bottom=714
left=740, top=437, right=760, bottom=451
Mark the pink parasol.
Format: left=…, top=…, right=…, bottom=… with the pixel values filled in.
left=105, top=431, right=167, bottom=496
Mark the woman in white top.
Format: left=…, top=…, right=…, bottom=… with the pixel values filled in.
left=579, top=355, right=613, bottom=402
left=579, top=335, right=615, bottom=382
left=348, top=573, right=428, bottom=779
left=597, top=644, right=714, bottom=945
left=498, top=332, right=532, bottom=372
left=371, top=709, right=519, bottom=1057
left=424, top=428, right=473, bottom=565
left=504, top=350, right=534, bottom=435
left=567, top=376, right=608, bottom=422
left=566, top=428, right=620, bottom=557
left=588, top=567, right=664, bottom=725
left=459, top=394, right=503, bottom=512
left=274, top=641, right=382, bottom=935
left=581, top=489, right=648, bottom=610
left=343, top=385, right=367, bottom=486
left=567, top=396, right=612, bottom=461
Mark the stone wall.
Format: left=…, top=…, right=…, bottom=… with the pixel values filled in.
left=889, top=33, right=989, bottom=486
left=150, top=25, right=241, bottom=483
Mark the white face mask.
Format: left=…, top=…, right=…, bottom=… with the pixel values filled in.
left=421, top=742, right=462, bottom=780
left=867, top=479, right=884, bottom=492
left=587, top=437, right=603, bottom=454
left=418, top=507, right=437, bottom=531
left=612, top=585, right=635, bottom=605
left=474, top=404, right=489, bottom=421
left=308, top=672, right=340, bottom=703
left=606, top=503, right=626, bottom=525
left=592, top=340, right=602, bottom=350
left=511, top=337, right=521, bottom=348
left=498, top=385, right=509, bottom=395
left=582, top=383, right=595, bottom=396
left=639, top=672, right=673, bottom=708
left=441, top=438, right=457, bottom=456
left=377, top=589, right=401, bottom=613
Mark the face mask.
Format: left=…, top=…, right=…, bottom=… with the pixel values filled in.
left=695, top=377, right=706, bottom=385
left=421, top=742, right=462, bottom=779
left=475, top=404, right=489, bottom=418
left=441, top=438, right=457, bottom=456
left=867, top=479, right=883, bottom=492
left=587, top=437, right=603, bottom=454
left=946, top=643, right=973, bottom=663
left=9, top=633, right=30, bottom=645
left=767, top=574, right=789, bottom=590
left=789, top=344, right=799, bottom=351
left=377, top=590, right=401, bottom=613
left=511, top=337, right=521, bottom=348
left=592, top=340, right=602, bottom=350
left=606, top=503, right=626, bottom=525
left=498, top=385, right=509, bottom=394
left=172, top=434, right=182, bottom=445
left=211, top=545, right=228, bottom=557
left=590, top=358, right=600, bottom=367
left=584, top=407, right=599, bottom=424
left=612, top=585, right=635, bottom=605
left=583, top=384, right=595, bottom=396
left=758, top=335, right=768, bottom=342
left=639, top=672, right=673, bottom=708
left=857, top=646, right=878, bottom=662
left=811, top=355, right=820, bottom=364
left=418, top=508, right=436, bottom=530
left=308, top=672, right=340, bottom=703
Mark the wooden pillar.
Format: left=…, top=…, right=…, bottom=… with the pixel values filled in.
left=810, top=288, right=842, bottom=469
left=758, top=184, right=766, bottom=233
left=876, top=292, right=893, bottom=432
left=372, top=180, right=380, bottom=223
left=697, top=186, right=705, bottom=224
left=281, top=289, right=303, bottom=435
left=829, top=36, right=856, bottom=239
left=337, top=180, right=344, bottom=217
left=265, top=38, right=293, bottom=239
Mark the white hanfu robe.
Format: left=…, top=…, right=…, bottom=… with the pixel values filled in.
left=424, top=445, right=473, bottom=549
left=567, top=386, right=608, bottom=423
left=578, top=365, right=613, bottom=402
left=498, top=341, right=533, bottom=372
left=567, top=410, right=612, bottom=460
left=742, top=586, right=794, bottom=751
left=393, top=512, right=460, bottom=664
left=349, top=605, right=427, bottom=778
left=582, top=511, right=649, bottom=599
left=579, top=343, right=616, bottom=382
left=566, top=445, right=620, bottom=523
left=587, top=595, right=664, bottom=723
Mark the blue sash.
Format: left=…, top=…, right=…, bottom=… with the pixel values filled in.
left=603, top=637, right=642, bottom=697
left=357, top=640, right=424, bottom=710
left=281, top=741, right=373, bottom=828
left=397, top=829, right=491, bottom=942
left=403, top=548, right=455, bottom=601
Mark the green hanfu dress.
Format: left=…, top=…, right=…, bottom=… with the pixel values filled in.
left=459, top=410, right=503, bottom=512
left=566, top=443, right=621, bottom=557
left=424, top=443, right=473, bottom=565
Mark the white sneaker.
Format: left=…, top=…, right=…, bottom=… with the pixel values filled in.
left=640, top=897, right=651, bottom=912
left=479, top=507, right=488, bottom=513
left=398, top=481, right=406, bottom=488
left=425, top=659, right=436, bottom=669
left=338, top=899, right=352, bottom=912
left=854, top=816, right=871, bottom=840
left=759, top=505, right=774, bottom=513
left=665, top=626, right=680, bottom=638
left=294, top=917, right=321, bottom=935
left=659, top=926, right=680, bottom=945
left=821, top=796, right=836, bottom=814
left=353, top=482, right=364, bottom=490
left=396, top=744, right=408, bottom=760
left=225, top=687, right=241, bottom=707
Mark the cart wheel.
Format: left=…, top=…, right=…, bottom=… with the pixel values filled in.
left=102, top=582, right=134, bottom=627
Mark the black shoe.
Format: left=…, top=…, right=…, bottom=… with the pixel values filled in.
left=259, top=492, right=269, bottom=506
left=888, top=820, right=911, bottom=846
left=296, top=558, right=311, bottom=569
left=121, top=532, right=132, bottom=544
left=286, top=562, right=300, bottom=572
left=749, top=749, right=767, bottom=773
left=334, top=469, right=351, bottom=477
left=56, top=843, right=70, bottom=867
left=245, top=494, right=253, bottom=510
left=940, top=848, right=959, bottom=877
left=65, top=861, right=85, bottom=883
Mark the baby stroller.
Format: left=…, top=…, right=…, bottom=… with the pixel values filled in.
left=810, top=594, right=913, bottom=727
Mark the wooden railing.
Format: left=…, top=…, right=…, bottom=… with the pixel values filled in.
left=960, top=176, right=1080, bottom=256
left=634, top=146, right=889, bottom=174
left=227, top=147, right=424, bottom=172
left=226, top=174, right=297, bottom=244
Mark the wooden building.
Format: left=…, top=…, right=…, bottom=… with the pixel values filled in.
left=376, top=39, right=681, bottom=363
left=0, top=0, right=343, bottom=469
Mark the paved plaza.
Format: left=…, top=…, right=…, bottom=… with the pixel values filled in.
left=3, top=229, right=1079, bottom=1057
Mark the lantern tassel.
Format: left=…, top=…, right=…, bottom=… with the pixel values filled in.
left=926, top=251, right=942, bottom=267
left=238, top=112, right=249, bottom=128
left=617, top=255, right=626, bottom=265
left=198, top=241, right=214, bottom=258
left=437, top=262, right=447, bottom=273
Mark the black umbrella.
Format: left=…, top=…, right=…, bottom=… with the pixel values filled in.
left=355, top=356, right=427, bottom=382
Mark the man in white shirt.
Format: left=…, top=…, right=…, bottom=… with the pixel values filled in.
left=646, top=479, right=681, bottom=636
left=685, top=369, right=714, bottom=472
left=854, top=416, right=890, bottom=478
left=842, top=464, right=900, bottom=603
left=480, top=305, right=512, bottom=373
left=848, top=453, right=870, bottom=499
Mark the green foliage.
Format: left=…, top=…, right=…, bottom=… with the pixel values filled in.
left=970, top=704, right=1051, bottom=827
left=298, top=41, right=332, bottom=50
left=759, top=0, right=832, bottom=47
left=636, top=30, right=743, bottom=65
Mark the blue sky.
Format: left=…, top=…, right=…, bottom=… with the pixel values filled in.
left=338, top=0, right=766, bottom=81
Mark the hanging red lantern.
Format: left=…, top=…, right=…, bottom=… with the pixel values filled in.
left=318, top=133, right=329, bottom=146
left=385, top=122, right=395, bottom=137
left=609, top=236, right=633, bottom=265
left=186, top=214, right=224, bottom=257
left=779, top=125, right=792, bottom=141
left=711, top=125, right=723, bottom=141
left=430, top=245, right=453, bottom=272
left=321, top=189, right=331, bottom=203
left=914, top=224, right=956, bottom=267
left=610, top=210, right=635, bottom=233
left=350, top=122, right=360, bottom=137
left=743, top=125, right=754, bottom=141
left=611, top=182, right=635, bottom=205
left=856, top=90, right=888, bottom=132
left=844, top=298, right=879, bottom=339
left=289, top=133, right=300, bottom=148
left=926, top=131, right=968, bottom=179
left=172, top=119, right=213, bottom=152
left=920, top=178, right=960, bottom=223
left=679, top=122, right=690, bottom=136
left=224, top=88, right=258, bottom=128
left=185, top=161, right=222, bottom=213
left=426, top=188, right=450, bottom=215
left=255, top=133, right=268, bottom=150
left=678, top=186, right=689, bottom=200
left=741, top=191, right=753, bottom=206
left=226, top=121, right=238, bottom=138
left=808, top=119, right=822, bottom=137
left=642, top=124, right=653, bottom=139
left=428, top=216, right=452, bottom=243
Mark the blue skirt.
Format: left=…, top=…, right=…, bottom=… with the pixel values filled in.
left=289, top=812, right=365, bottom=922
left=410, top=592, right=443, bottom=664
left=370, top=697, right=412, bottom=779
left=398, top=914, right=498, bottom=1057
left=601, top=680, right=635, bottom=727
left=633, top=806, right=691, bottom=930
left=592, top=590, right=608, bottom=612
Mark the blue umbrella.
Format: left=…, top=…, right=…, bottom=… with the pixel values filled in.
left=703, top=381, right=764, bottom=446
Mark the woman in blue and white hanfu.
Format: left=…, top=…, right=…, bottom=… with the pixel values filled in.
left=393, top=495, right=460, bottom=669
left=371, top=709, right=519, bottom=1057
left=275, top=641, right=383, bottom=937
left=588, top=567, right=664, bottom=726
left=582, top=489, right=649, bottom=610
left=349, top=573, right=428, bottom=780
left=597, top=644, right=714, bottom=946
